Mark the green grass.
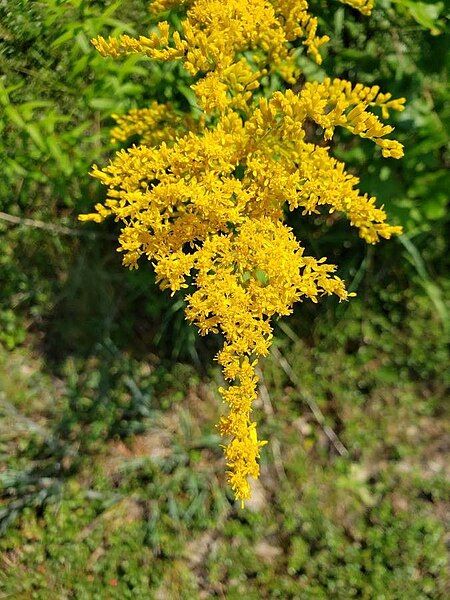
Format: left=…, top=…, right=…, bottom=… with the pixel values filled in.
left=0, top=293, right=448, bottom=598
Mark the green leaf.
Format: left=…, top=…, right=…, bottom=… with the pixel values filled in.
left=394, top=0, right=444, bottom=34
left=398, top=236, right=448, bottom=329
left=25, top=124, right=46, bottom=151
left=88, top=98, right=117, bottom=110
left=46, top=137, right=72, bottom=175
left=255, top=269, right=270, bottom=287
left=4, top=106, right=25, bottom=128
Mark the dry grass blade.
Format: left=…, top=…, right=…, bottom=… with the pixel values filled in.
left=270, top=347, right=349, bottom=457
left=0, top=211, right=113, bottom=239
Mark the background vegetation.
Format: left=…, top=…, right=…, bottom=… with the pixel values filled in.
left=0, top=0, right=448, bottom=597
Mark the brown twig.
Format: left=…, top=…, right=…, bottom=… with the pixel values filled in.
left=0, top=211, right=114, bottom=239
left=270, top=346, right=349, bottom=457
left=256, top=366, right=287, bottom=481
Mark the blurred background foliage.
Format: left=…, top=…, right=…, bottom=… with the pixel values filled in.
left=0, top=0, right=448, bottom=597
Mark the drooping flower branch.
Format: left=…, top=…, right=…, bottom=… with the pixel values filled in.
left=80, top=0, right=404, bottom=504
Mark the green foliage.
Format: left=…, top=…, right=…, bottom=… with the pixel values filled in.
left=299, top=0, right=449, bottom=323
left=57, top=342, right=157, bottom=449
left=0, top=0, right=195, bottom=357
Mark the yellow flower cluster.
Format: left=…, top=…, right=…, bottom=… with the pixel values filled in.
left=110, top=102, right=200, bottom=147
left=81, top=0, right=404, bottom=504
